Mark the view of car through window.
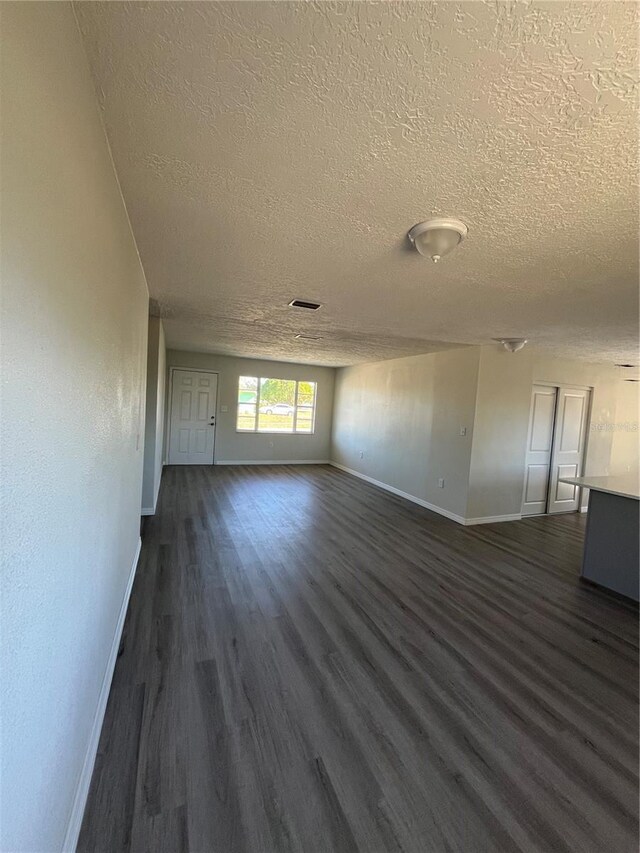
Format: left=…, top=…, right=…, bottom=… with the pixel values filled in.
left=237, top=376, right=316, bottom=433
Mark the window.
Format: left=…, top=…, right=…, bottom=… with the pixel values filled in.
left=237, top=376, right=317, bottom=434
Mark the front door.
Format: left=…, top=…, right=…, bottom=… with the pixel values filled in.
left=547, top=387, right=590, bottom=514
left=168, top=369, right=217, bottom=464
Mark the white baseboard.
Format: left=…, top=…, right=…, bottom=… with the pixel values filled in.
left=580, top=506, right=589, bottom=513
left=215, top=459, right=330, bottom=466
left=329, top=463, right=524, bottom=526
left=463, top=513, right=522, bottom=525
left=141, top=467, right=164, bottom=516
left=62, top=537, right=142, bottom=853
left=329, top=462, right=467, bottom=525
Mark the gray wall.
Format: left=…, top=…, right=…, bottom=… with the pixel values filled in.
left=166, top=350, right=335, bottom=463
left=466, top=346, right=638, bottom=519
left=611, top=380, right=640, bottom=476
left=1, top=5, right=149, bottom=851
left=331, top=345, right=638, bottom=523
left=331, top=348, right=480, bottom=519
left=142, top=317, right=166, bottom=513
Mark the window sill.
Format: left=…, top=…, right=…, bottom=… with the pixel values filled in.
left=236, top=430, right=315, bottom=436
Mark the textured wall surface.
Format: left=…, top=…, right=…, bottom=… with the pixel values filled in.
left=331, top=347, right=480, bottom=517
left=0, top=4, right=149, bottom=850
left=611, top=381, right=640, bottom=476
left=466, top=346, right=637, bottom=518
left=142, top=317, right=167, bottom=512
left=331, top=344, right=637, bottom=521
left=166, top=350, right=335, bottom=463
left=75, top=1, right=639, bottom=366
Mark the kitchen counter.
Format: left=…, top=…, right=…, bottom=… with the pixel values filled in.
left=558, top=475, right=640, bottom=501
left=559, top=474, right=639, bottom=601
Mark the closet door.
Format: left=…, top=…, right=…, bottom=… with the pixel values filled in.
left=522, top=385, right=558, bottom=516
left=547, top=388, right=590, bottom=514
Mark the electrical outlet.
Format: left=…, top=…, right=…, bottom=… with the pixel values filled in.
left=220, top=405, right=228, bottom=413
left=437, top=478, right=445, bottom=488
left=459, top=426, right=467, bottom=436
left=269, top=440, right=274, bottom=448
left=359, top=450, right=364, bottom=459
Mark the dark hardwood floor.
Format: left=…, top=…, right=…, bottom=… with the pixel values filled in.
left=79, top=464, right=639, bottom=853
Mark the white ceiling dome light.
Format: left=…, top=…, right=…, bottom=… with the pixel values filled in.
left=407, top=218, right=468, bottom=263
left=494, top=337, right=528, bottom=353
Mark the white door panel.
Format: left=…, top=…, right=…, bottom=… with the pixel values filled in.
left=524, top=464, right=550, bottom=505
left=522, top=385, right=557, bottom=516
left=530, top=391, right=556, bottom=451
left=558, top=394, right=586, bottom=452
left=169, top=369, right=217, bottom=464
left=547, top=388, right=590, bottom=514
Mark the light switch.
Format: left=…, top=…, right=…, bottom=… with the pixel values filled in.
left=459, top=426, right=467, bottom=436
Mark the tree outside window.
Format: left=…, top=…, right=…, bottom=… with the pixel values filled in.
left=236, top=376, right=317, bottom=433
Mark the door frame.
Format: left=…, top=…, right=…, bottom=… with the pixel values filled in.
left=520, top=381, right=593, bottom=515
left=167, top=367, right=219, bottom=465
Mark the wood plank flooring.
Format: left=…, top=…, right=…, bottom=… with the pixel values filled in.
left=79, top=464, right=639, bottom=853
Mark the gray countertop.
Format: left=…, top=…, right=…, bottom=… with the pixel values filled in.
left=558, top=475, right=640, bottom=501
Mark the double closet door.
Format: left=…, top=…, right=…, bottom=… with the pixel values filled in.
left=522, top=384, right=591, bottom=516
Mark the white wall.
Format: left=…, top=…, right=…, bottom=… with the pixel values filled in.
left=142, top=317, right=166, bottom=513
left=0, top=5, right=149, bottom=851
left=331, top=348, right=480, bottom=519
left=466, top=346, right=637, bottom=519
left=611, top=380, right=640, bottom=476
left=330, top=345, right=638, bottom=524
left=166, top=350, right=335, bottom=463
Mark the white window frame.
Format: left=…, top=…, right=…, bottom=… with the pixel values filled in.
left=236, top=376, right=317, bottom=435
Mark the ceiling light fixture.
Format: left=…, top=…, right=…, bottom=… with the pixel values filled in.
left=407, top=218, right=468, bottom=263
left=288, top=299, right=322, bottom=310
left=494, top=337, right=528, bottom=353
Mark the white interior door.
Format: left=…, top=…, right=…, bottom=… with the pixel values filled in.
left=168, top=369, right=217, bottom=464
left=547, top=387, right=590, bottom=514
left=522, top=385, right=558, bottom=516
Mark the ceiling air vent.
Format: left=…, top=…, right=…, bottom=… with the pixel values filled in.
left=616, top=364, right=636, bottom=368
left=288, top=299, right=322, bottom=310
left=295, top=334, right=323, bottom=341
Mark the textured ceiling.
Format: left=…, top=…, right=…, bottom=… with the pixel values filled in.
left=76, top=1, right=639, bottom=367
